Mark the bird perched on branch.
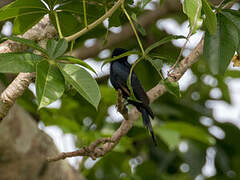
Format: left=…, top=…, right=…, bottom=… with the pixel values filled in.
left=110, top=48, right=157, bottom=146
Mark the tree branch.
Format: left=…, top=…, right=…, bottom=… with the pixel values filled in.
left=47, top=36, right=204, bottom=162
left=0, top=0, right=181, bottom=121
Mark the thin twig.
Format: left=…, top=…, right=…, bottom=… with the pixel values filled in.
left=168, top=0, right=201, bottom=74
left=122, top=4, right=145, bottom=55
left=47, top=138, right=113, bottom=161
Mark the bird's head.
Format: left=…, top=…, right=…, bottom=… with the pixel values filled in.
left=112, top=48, right=128, bottom=58
left=111, top=48, right=129, bottom=65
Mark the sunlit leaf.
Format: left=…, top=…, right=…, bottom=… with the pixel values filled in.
left=58, top=63, right=101, bottom=109
left=36, top=60, right=65, bottom=109
left=0, top=53, right=42, bottom=73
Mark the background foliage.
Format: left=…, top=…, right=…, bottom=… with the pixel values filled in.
left=1, top=0, right=240, bottom=179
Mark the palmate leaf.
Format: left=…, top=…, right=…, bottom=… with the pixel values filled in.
left=36, top=61, right=65, bottom=109
left=0, top=53, right=42, bottom=73
left=58, top=63, right=101, bottom=109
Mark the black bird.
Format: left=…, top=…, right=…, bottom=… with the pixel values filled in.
left=110, top=48, right=157, bottom=145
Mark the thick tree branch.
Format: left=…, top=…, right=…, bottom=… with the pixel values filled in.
left=47, top=36, right=204, bottom=162
left=0, top=73, right=35, bottom=120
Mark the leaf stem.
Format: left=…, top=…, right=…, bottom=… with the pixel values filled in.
left=70, top=40, right=75, bottom=56
left=121, top=4, right=145, bottom=55
left=65, top=0, right=124, bottom=42
left=83, top=0, right=88, bottom=28
left=168, top=0, right=201, bottom=73
left=54, top=11, right=63, bottom=39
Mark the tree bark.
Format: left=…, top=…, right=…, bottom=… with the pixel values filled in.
left=0, top=85, right=85, bottom=180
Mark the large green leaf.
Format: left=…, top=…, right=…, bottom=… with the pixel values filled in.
left=183, top=0, right=202, bottom=33
left=46, top=39, right=68, bottom=59
left=2, top=36, right=47, bottom=55
left=0, top=0, right=47, bottom=21
left=202, top=0, right=217, bottom=35
left=58, top=63, right=101, bottom=109
left=221, top=10, right=240, bottom=31
left=204, top=13, right=239, bottom=74
left=160, top=122, right=216, bottom=145
left=0, top=53, right=42, bottom=73
left=13, top=12, right=45, bottom=35
left=36, top=61, right=65, bottom=109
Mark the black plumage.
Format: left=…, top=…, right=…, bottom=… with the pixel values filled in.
left=110, top=48, right=157, bottom=145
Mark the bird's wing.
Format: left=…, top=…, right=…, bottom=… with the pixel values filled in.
left=131, top=72, right=149, bottom=105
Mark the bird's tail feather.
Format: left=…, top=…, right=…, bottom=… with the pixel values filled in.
left=141, top=108, right=157, bottom=146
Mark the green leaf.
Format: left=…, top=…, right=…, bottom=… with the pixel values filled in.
left=109, top=8, right=122, bottom=28
left=131, top=13, right=146, bottom=36
left=183, top=0, right=202, bottom=33
left=0, top=53, right=42, bottom=73
left=142, top=0, right=152, bottom=8
left=145, top=56, right=163, bottom=80
left=13, top=12, right=45, bottom=35
left=160, top=122, right=216, bottom=145
left=2, top=36, right=47, bottom=55
left=46, top=39, right=68, bottom=59
left=58, top=63, right=101, bottom=109
left=49, top=11, right=82, bottom=37
left=136, top=24, right=146, bottom=36
left=203, top=13, right=239, bottom=74
left=221, top=10, right=240, bottom=31
left=202, top=0, right=217, bottom=35
left=145, top=35, right=185, bottom=54
left=0, top=0, right=47, bottom=21
left=156, top=128, right=180, bottom=150
left=36, top=61, right=65, bottom=109
left=57, top=56, right=97, bottom=75
left=163, top=79, right=181, bottom=98
left=46, top=39, right=58, bottom=59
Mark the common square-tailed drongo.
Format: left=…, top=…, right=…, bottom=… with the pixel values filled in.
left=110, top=48, right=157, bottom=145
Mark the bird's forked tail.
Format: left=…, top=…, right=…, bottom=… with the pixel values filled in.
left=141, top=107, right=157, bottom=146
